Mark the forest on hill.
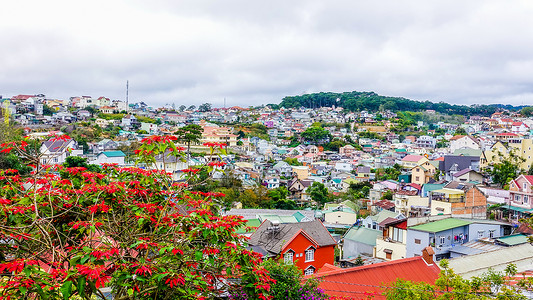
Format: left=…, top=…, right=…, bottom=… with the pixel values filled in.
left=279, top=91, right=525, bottom=116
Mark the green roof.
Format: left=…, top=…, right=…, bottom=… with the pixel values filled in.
left=257, top=214, right=299, bottom=223
left=370, top=210, right=398, bottom=223
left=292, top=212, right=306, bottom=222
left=505, top=205, right=533, bottom=213
left=395, top=149, right=407, bottom=152
left=453, top=149, right=482, bottom=157
left=343, top=226, right=381, bottom=246
left=423, top=183, right=446, bottom=192
left=496, top=234, right=529, bottom=246
left=101, top=151, right=125, bottom=157
left=409, top=218, right=471, bottom=233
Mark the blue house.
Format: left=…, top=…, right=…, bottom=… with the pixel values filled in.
left=406, top=218, right=509, bottom=260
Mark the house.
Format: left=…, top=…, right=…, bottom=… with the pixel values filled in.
left=121, top=115, right=140, bottom=129
left=272, top=161, right=293, bottom=177
left=406, top=218, right=507, bottom=260
left=90, top=151, right=126, bottom=166
left=341, top=226, right=381, bottom=259
left=201, top=125, right=238, bottom=147
left=449, top=135, right=480, bottom=153
left=410, top=161, right=437, bottom=185
left=287, top=178, right=313, bottom=201
left=393, top=191, right=429, bottom=217
left=361, top=210, right=403, bottom=231
left=375, top=217, right=407, bottom=260
left=508, top=175, right=533, bottom=221
left=40, top=139, right=80, bottom=165
left=322, top=206, right=357, bottom=226
left=263, top=177, right=280, bottom=189
left=400, top=155, right=428, bottom=169
left=416, top=135, right=436, bottom=149
left=439, top=155, right=480, bottom=181
left=451, top=168, right=484, bottom=183
left=406, top=218, right=472, bottom=260
left=512, top=122, right=529, bottom=135
left=92, top=139, right=118, bottom=152
left=248, top=219, right=337, bottom=275
left=314, top=254, right=440, bottom=299
left=429, top=182, right=487, bottom=219
left=140, top=122, right=159, bottom=134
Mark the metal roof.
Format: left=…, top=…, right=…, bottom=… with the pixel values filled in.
left=448, top=244, right=533, bottom=279
left=409, top=218, right=471, bottom=233
left=343, top=226, right=381, bottom=246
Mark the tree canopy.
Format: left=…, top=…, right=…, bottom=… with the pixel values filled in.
left=0, top=136, right=274, bottom=299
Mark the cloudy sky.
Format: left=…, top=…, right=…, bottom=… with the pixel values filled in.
left=1, top=0, right=532, bottom=107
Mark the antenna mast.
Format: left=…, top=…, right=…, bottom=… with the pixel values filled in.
left=126, top=80, right=129, bottom=107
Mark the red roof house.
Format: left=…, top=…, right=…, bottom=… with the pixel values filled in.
left=248, top=219, right=336, bottom=275
left=312, top=252, right=440, bottom=299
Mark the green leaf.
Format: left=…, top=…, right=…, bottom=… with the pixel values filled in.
left=60, top=281, right=73, bottom=300
left=77, top=277, right=86, bottom=297
left=195, top=250, right=203, bottom=261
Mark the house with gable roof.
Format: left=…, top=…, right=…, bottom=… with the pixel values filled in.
left=400, top=154, right=428, bottom=169
left=449, top=135, right=480, bottom=153
left=90, top=151, right=126, bottom=166
left=40, top=138, right=80, bottom=165
left=508, top=175, right=533, bottom=220
left=248, top=219, right=337, bottom=275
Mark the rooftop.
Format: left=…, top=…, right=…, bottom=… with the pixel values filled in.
left=409, top=218, right=471, bottom=233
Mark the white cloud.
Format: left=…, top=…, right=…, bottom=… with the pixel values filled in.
left=1, top=0, right=532, bottom=107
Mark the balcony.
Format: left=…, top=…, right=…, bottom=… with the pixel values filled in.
left=430, top=195, right=465, bottom=203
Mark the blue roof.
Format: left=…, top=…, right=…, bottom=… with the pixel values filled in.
left=101, top=151, right=126, bottom=157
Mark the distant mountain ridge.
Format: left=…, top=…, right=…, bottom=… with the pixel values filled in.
left=279, top=91, right=526, bottom=116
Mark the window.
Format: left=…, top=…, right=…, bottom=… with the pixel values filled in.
left=439, top=236, right=445, bottom=245
left=305, top=248, right=315, bottom=262
left=284, top=251, right=293, bottom=264
left=415, top=239, right=421, bottom=244
left=415, top=176, right=420, bottom=181
left=478, top=230, right=484, bottom=238
left=392, top=227, right=403, bottom=242
left=525, top=196, right=529, bottom=203
left=304, top=267, right=315, bottom=276
left=516, top=195, right=521, bottom=202
left=489, top=230, right=495, bottom=239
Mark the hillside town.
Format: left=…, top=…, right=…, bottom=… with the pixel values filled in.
left=3, top=93, right=533, bottom=298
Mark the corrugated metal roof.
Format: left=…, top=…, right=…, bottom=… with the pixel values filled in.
left=313, top=257, right=440, bottom=299
left=448, top=243, right=533, bottom=279
left=343, top=226, right=381, bottom=246
left=496, top=234, right=529, bottom=246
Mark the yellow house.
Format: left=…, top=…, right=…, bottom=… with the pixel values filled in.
left=410, top=161, right=437, bottom=185
left=401, top=155, right=429, bottom=169
left=484, top=139, right=533, bottom=171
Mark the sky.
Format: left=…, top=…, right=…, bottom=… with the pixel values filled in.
left=1, top=0, right=533, bottom=108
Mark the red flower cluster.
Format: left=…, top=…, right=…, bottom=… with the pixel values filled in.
left=207, top=161, right=227, bottom=167
left=76, top=264, right=110, bottom=288
left=181, top=168, right=200, bottom=174
left=202, top=142, right=227, bottom=148
left=140, top=135, right=177, bottom=145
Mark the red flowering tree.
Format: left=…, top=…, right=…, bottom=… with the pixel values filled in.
left=0, top=135, right=273, bottom=299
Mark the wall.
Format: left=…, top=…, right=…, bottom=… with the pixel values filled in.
left=452, top=187, right=487, bottom=219
left=342, top=240, right=375, bottom=259
left=431, top=200, right=452, bottom=216
left=405, top=230, right=430, bottom=257
left=375, top=236, right=407, bottom=260
left=468, top=223, right=503, bottom=240
left=325, top=211, right=357, bottom=225
left=281, top=232, right=335, bottom=273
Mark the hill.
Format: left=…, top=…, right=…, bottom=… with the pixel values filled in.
left=279, top=91, right=525, bottom=116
